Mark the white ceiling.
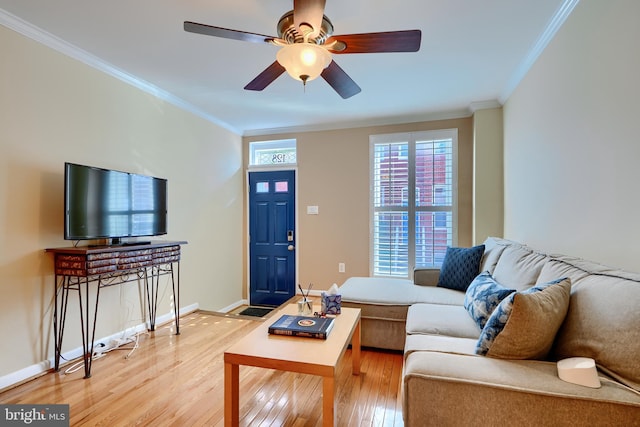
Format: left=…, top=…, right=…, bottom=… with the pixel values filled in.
left=0, top=0, right=576, bottom=136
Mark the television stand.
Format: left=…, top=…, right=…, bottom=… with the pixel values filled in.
left=46, top=240, right=187, bottom=378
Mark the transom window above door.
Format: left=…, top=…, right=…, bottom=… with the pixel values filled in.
left=249, top=139, right=297, bottom=167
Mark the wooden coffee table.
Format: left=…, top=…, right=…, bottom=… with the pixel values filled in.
left=224, top=304, right=361, bottom=426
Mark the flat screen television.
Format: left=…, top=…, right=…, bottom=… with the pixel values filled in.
left=64, top=162, right=167, bottom=242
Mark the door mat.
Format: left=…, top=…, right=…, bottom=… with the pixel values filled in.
left=237, top=307, right=274, bottom=318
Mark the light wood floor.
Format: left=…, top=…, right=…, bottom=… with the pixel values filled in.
left=0, top=311, right=405, bottom=426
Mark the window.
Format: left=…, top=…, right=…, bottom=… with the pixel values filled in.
left=370, top=130, right=457, bottom=277
left=249, top=139, right=297, bottom=166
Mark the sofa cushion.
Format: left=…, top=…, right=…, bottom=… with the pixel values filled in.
left=437, top=245, right=485, bottom=291
left=404, top=334, right=477, bottom=358
left=464, top=272, right=515, bottom=329
left=536, top=258, right=590, bottom=285
left=476, top=278, right=571, bottom=359
left=412, top=284, right=466, bottom=306
left=492, top=244, right=547, bottom=291
left=407, top=304, right=481, bottom=339
left=339, top=276, right=416, bottom=305
left=340, top=276, right=465, bottom=307
left=553, top=271, right=640, bottom=391
left=479, top=237, right=513, bottom=274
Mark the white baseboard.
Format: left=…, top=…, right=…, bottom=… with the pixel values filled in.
left=218, top=299, right=248, bottom=313
left=0, top=361, right=51, bottom=393
left=0, top=303, right=199, bottom=391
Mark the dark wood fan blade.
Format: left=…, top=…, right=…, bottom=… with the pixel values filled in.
left=184, top=21, right=274, bottom=44
left=326, top=30, right=421, bottom=54
left=293, top=0, right=326, bottom=37
left=244, top=62, right=286, bottom=91
left=321, top=60, right=361, bottom=99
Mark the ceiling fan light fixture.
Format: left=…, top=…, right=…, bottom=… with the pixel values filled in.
left=276, top=43, right=332, bottom=83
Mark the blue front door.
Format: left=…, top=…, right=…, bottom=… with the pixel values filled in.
left=248, top=170, right=296, bottom=306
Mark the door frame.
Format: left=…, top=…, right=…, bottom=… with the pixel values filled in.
left=246, top=167, right=299, bottom=306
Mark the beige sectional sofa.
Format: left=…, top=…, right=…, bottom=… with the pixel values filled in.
left=339, top=237, right=640, bottom=426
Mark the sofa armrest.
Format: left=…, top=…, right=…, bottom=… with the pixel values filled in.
left=413, top=268, right=440, bottom=286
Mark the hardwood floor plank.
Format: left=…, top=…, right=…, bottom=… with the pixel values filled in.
left=345, top=348, right=376, bottom=425
left=278, top=372, right=322, bottom=426
left=374, top=354, right=393, bottom=426
left=381, top=352, right=404, bottom=427
left=0, top=311, right=404, bottom=426
left=242, top=370, right=290, bottom=425
left=361, top=350, right=385, bottom=425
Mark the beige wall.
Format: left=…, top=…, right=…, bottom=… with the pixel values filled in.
left=473, top=107, right=504, bottom=245
left=503, top=0, right=640, bottom=270
left=0, top=26, right=243, bottom=382
left=244, top=117, right=473, bottom=293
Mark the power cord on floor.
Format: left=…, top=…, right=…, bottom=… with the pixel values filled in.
left=62, top=332, right=144, bottom=375
left=115, top=333, right=140, bottom=359
left=63, top=352, right=106, bottom=375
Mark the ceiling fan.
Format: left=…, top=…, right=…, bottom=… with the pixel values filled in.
left=184, top=0, right=421, bottom=99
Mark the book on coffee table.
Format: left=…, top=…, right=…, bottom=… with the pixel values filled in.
left=268, top=315, right=335, bottom=339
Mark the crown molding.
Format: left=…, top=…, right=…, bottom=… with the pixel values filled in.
left=500, top=0, right=580, bottom=103
left=242, top=108, right=472, bottom=137
left=469, top=100, right=502, bottom=113
left=0, top=8, right=241, bottom=135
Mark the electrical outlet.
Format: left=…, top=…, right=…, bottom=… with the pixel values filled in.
left=93, top=342, right=108, bottom=354
left=338, top=262, right=345, bottom=273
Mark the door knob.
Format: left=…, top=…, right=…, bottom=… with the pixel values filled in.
left=288, top=245, right=295, bottom=251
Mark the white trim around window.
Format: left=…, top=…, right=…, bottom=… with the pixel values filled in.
left=369, top=129, right=458, bottom=278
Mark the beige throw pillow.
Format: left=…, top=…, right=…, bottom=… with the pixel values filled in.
left=476, top=278, right=571, bottom=360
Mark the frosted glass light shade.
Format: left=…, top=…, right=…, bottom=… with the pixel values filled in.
left=276, top=43, right=332, bottom=82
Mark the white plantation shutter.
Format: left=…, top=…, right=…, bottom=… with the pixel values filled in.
left=372, top=141, right=409, bottom=276
left=370, top=130, right=457, bottom=277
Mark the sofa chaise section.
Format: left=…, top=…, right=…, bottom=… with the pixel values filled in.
left=340, top=275, right=465, bottom=350
left=338, top=237, right=640, bottom=425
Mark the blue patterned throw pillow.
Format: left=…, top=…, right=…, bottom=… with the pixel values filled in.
left=437, top=245, right=485, bottom=291
left=464, top=272, right=515, bottom=329
left=475, top=277, right=571, bottom=359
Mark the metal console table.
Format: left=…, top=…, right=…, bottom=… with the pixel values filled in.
left=46, top=241, right=187, bottom=378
